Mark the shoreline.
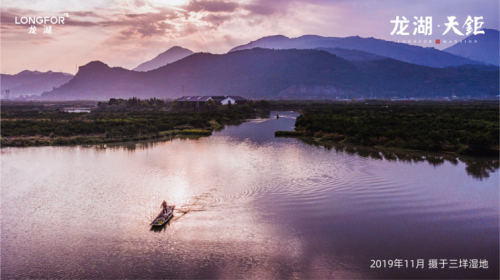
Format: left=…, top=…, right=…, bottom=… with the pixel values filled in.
left=1, top=129, right=212, bottom=147
left=275, top=131, right=500, bottom=157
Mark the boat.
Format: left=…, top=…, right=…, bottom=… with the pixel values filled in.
left=150, top=206, right=175, bottom=226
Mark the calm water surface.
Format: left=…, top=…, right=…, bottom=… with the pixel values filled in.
left=2, top=112, right=498, bottom=279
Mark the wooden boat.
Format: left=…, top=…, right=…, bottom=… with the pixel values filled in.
left=150, top=206, right=175, bottom=226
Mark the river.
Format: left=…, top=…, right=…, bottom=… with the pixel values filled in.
left=2, top=111, right=498, bottom=279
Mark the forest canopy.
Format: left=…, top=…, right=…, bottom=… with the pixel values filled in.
left=293, top=102, right=499, bottom=156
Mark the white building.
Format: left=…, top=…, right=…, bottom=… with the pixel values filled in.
left=220, top=96, right=247, bottom=105
left=221, top=97, right=236, bottom=105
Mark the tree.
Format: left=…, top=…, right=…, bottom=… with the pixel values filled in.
left=206, top=99, right=216, bottom=109
left=171, top=100, right=181, bottom=110
left=259, top=100, right=270, bottom=109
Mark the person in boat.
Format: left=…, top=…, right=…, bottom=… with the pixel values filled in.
left=161, top=200, right=168, bottom=210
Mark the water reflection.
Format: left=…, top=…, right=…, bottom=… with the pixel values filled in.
left=89, top=114, right=498, bottom=180
left=289, top=137, right=500, bottom=180
left=88, top=135, right=209, bottom=151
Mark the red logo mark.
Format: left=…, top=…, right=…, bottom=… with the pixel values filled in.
left=435, top=39, right=441, bottom=44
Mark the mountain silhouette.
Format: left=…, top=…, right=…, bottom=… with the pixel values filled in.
left=315, top=48, right=386, bottom=61
left=1, top=70, right=73, bottom=98
left=229, top=34, right=483, bottom=68
left=444, top=29, right=499, bottom=66
left=40, top=48, right=498, bottom=101
left=133, top=46, right=194, bottom=72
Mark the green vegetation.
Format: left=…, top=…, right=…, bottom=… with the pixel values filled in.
left=275, top=131, right=304, bottom=136
left=293, top=102, right=499, bottom=156
left=1, top=135, right=106, bottom=146
left=208, top=120, right=223, bottom=130
left=3, top=99, right=499, bottom=157
left=157, top=130, right=180, bottom=137
left=179, top=129, right=212, bottom=135
left=0, top=97, right=267, bottom=146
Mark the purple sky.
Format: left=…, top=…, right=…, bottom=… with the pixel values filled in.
left=1, top=0, right=498, bottom=74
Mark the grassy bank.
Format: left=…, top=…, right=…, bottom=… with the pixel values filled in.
left=0, top=129, right=214, bottom=147
left=0, top=98, right=256, bottom=147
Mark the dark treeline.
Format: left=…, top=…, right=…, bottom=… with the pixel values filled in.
left=292, top=102, right=499, bottom=156
left=96, top=97, right=272, bottom=111
left=100, top=97, right=167, bottom=109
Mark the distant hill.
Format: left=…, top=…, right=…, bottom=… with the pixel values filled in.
left=444, top=29, right=499, bottom=66
left=315, top=48, right=385, bottom=61
left=1, top=70, right=73, bottom=98
left=133, top=46, right=194, bottom=72
left=229, top=34, right=483, bottom=68
left=40, top=48, right=498, bottom=100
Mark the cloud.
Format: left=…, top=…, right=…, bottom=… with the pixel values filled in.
left=1, top=1, right=292, bottom=43
left=243, top=3, right=279, bottom=16
left=63, top=11, right=104, bottom=18
left=105, top=12, right=180, bottom=39
left=1, top=27, right=58, bottom=44
left=2, top=0, right=498, bottom=74
left=178, top=22, right=202, bottom=37
left=242, top=0, right=294, bottom=16
left=64, top=18, right=99, bottom=27
left=0, top=8, right=41, bottom=30
left=134, top=0, right=147, bottom=8
left=0, top=8, right=103, bottom=30
left=200, top=14, right=232, bottom=27
left=183, top=1, right=239, bottom=13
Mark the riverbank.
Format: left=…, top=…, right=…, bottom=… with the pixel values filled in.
left=276, top=102, right=500, bottom=156
left=275, top=131, right=499, bottom=156
left=0, top=129, right=213, bottom=147
left=1, top=98, right=262, bottom=147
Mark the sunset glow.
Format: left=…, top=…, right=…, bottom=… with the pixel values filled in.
left=1, top=0, right=498, bottom=74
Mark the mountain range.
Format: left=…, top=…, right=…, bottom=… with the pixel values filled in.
left=1, top=70, right=74, bottom=98
left=133, top=46, right=194, bottom=72
left=315, top=48, right=386, bottom=61
left=40, top=48, right=499, bottom=100
left=229, top=34, right=487, bottom=68
left=9, top=30, right=500, bottom=101
left=444, top=29, right=499, bottom=66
